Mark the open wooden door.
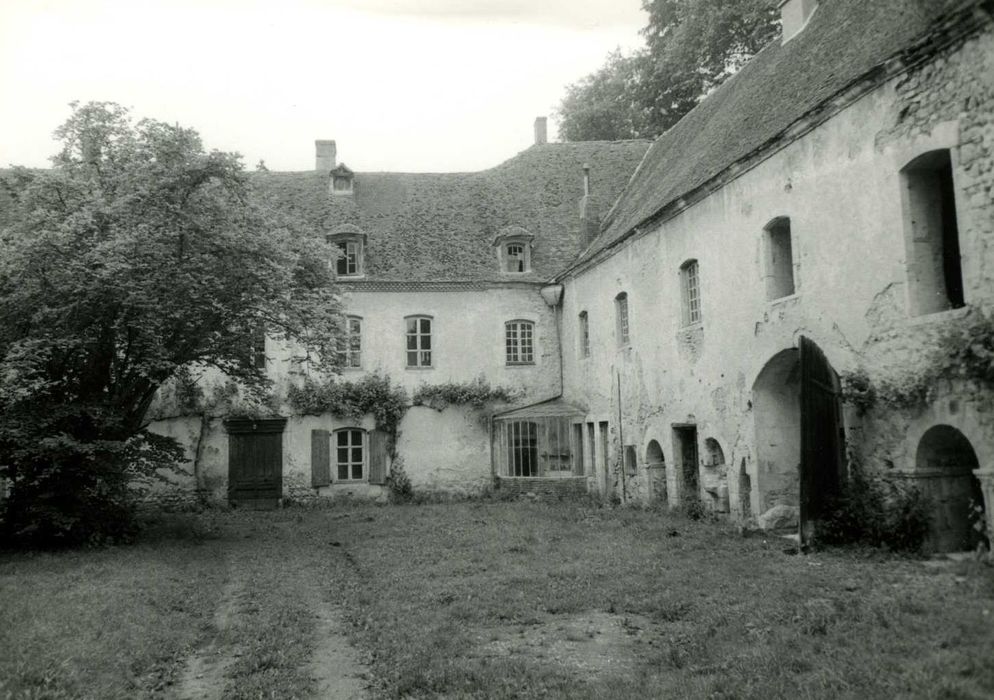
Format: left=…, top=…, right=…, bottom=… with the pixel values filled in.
left=799, top=336, right=845, bottom=545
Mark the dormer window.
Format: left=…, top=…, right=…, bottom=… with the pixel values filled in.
left=492, top=226, right=534, bottom=274
left=329, top=164, right=355, bottom=196
left=326, top=224, right=365, bottom=278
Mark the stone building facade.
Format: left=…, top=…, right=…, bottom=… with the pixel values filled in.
left=149, top=0, right=994, bottom=551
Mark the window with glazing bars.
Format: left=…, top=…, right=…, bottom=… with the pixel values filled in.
left=579, top=311, right=590, bottom=357
left=615, top=292, right=630, bottom=345
left=336, top=240, right=360, bottom=276
left=337, top=316, right=362, bottom=368
left=335, top=429, right=364, bottom=480
left=406, top=316, right=432, bottom=367
left=505, top=243, right=526, bottom=272
left=506, top=420, right=538, bottom=476
left=681, top=260, right=701, bottom=325
left=505, top=320, right=534, bottom=364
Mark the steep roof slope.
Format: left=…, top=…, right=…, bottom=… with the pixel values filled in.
left=578, top=0, right=971, bottom=267
left=254, top=141, right=650, bottom=283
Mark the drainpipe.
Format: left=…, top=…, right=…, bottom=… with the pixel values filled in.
left=617, top=370, right=627, bottom=503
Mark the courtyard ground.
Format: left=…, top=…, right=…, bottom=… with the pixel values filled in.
left=1, top=500, right=993, bottom=699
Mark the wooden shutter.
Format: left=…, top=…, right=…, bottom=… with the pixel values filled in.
left=311, top=429, right=331, bottom=487
left=368, top=430, right=388, bottom=485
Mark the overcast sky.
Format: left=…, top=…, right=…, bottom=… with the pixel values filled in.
left=0, top=0, right=646, bottom=173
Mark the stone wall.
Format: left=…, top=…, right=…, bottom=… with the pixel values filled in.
left=558, top=20, right=994, bottom=541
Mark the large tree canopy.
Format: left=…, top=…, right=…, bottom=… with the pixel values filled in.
left=557, top=0, right=780, bottom=141
left=0, top=102, right=341, bottom=545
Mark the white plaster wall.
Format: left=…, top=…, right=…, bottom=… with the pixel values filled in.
left=396, top=406, right=492, bottom=495
left=560, top=29, right=994, bottom=518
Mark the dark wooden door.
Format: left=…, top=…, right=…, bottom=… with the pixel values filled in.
left=226, top=418, right=287, bottom=508
left=799, top=336, right=844, bottom=545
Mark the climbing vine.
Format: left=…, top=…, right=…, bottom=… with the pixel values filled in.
left=411, top=377, right=520, bottom=411
left=840, top=308, right=994, bottom=412
left=286, top=372, right=409, bottom=439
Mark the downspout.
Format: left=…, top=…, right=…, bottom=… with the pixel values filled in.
left=617, top=370, right=627, bottom=503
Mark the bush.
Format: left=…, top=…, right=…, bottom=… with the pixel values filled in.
left=386, top=456, right=413, bottom=503
left=817, top=464, right=931, bottom=553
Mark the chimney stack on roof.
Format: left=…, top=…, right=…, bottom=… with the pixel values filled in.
left=579, top=163, right=600, bottom=246
left=315, top=139, right=337, bottom=172
left=779, top=0, right=818, bottom=44
left=534, top=116, right=548, bottom=146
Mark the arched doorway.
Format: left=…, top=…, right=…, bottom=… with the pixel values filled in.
left=916, top=425, right=985, bottom=552
left=646, top=439, right=667, bottom=503
left=752, top=349, right=801, bottom=515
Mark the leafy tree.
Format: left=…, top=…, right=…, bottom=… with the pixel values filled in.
left=557, top=0, right=780, bottom=141
left=0, top=102, right=341, bottom=546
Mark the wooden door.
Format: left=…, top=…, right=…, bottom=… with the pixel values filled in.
left=799, top=336, right=844, bottom=545
left=226, top=418, right=287, bottom=508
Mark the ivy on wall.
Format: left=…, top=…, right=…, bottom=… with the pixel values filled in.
left=411, top=377, right=520, bottom=412
left=840, top=308, right=994, bottom=412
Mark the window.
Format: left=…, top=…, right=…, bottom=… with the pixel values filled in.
left=615, top=292, right=630, bottom=345
left=337, top=316, right=362, bottom=368
left=704, top=438, right=725, bottom=467
left=335, top=429, right=364, bottom=481
left=680, top=260, right=702, bottom=325
left=335, top=240, right=361, bottom=276
left=330, top=163, right=355, bottom=196
left=492, top=226, right=534, bottom=273
left=578, top=311, right=590, bottom=358
left=250, top=326, right=266, bottom=369
left=505, top=244, right=527, bottom=273
left=901, top=149, right=964, bottom=316
left=505, top=320, right=535, bottom=365
left=764, top=217, right=796, bottom=300
left=406, top=316, right=433, bottom=368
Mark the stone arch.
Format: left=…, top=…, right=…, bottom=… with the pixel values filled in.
left=915, top=425, right=985, bottom=552
left=751, top=348, right=801, bottom=515
left=702, top=437, right=729, bottom=513
left=645, top=439, right=667, bottom=504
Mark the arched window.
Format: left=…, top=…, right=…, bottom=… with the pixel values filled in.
left=764, top=217, right=795, bottom=300
left=334, top=428, right=365, bottom=481
left=901, top=149, right=964, bottom=315
left=405, top=315, right=433, bottom=368
left=615, top=292, right=630, bottom=345
left=505, top=320, right=535, bottom=365
left=680, top=260, right=701, bottom=326
left=704, top=438, right=726, bottom=467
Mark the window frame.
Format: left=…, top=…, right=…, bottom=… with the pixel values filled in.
left=615, top=292, right=630, bottom=346
left=680, top=260, right=702, bottom=326
left=763, top=217, right=797, bottom=301
left=505, top=319, right=535, bottom=366
left=327, top=229, right=365, bottom=278
left=578, top=310, right=590, bottom=358
left=337, top=315, right=362, bottom=369
left=405, top=315, right=434, bottom=369
left=333, top=428, right=366, bottom=482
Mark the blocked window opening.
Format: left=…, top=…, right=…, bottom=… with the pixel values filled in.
left=405, top=316, right=433, bottom=368
left=615, top=292, right=630, bottom=345
left=624, top=445, right=637, bottom=476
left=901, top=149, right=964, bottom=315
left=704, top=438, right=726, bottom=468
left=764, top=217, right=795, bottom=300
left=337, top=316, right=362, bottom=368
left=505, top=320, right=535, bottom=365
left=335, top=428, right=365, bottom=481
left=680, top=260, right=701, bottom=325
left=579, top=311, right=590, bottom=358
left=646, top=439, right=667, bottom=503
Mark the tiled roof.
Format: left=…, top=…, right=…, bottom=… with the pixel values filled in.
left=252, top=140, right=650, bottom=282
left=575, top=0, right=976, bottom=269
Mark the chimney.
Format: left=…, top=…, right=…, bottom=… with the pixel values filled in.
left=534, top=116, right=548, bottom=146
left=779, top=0, right=818, bottom=44
left=315, top=139, right=337, bottom=172
left=579, top=163, right=601, bottom=246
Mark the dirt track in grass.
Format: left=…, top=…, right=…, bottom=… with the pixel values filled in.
left=2, top=501, right=993, bottom=699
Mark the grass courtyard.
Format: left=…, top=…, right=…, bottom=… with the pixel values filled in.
left=2, top=500, right=993, bottom=699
